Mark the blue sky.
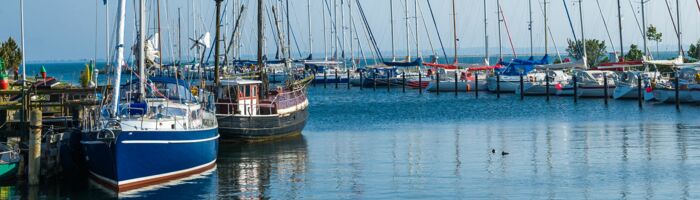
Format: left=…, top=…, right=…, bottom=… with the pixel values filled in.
left=2, top=0, right=700, bottom=62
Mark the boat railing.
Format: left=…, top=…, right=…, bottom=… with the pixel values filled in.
left=215, top=86, right=308, bottom=116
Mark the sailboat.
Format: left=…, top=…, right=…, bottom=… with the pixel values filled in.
left=81, top=0, right=218, bottom=192
left=215, top=0, right=310, bottom=142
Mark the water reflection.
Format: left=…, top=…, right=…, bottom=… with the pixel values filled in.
left=217, top=135, right=308, bottom=200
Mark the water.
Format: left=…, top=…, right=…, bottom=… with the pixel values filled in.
left=3, top=84, right=700, bottom=199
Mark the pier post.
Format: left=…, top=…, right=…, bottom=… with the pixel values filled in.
left=519, top=74, right=524, bottom=100
left=436, top=71, right=440, bottom=95
left=360, top=71, right=363, bottom=90
left=28, top=109, right=41, bottom=185
left=545, top=71, right=550, bottom=102
left=347, top=69, right=351, bottom=90
left=402, top=72, right=406, bottom=93
left=573, top=75, right=578, bottom=103
left=475, top=72, right=479, bottom=98
left=604, top=74, right=609, bottom=105
left=496, top=74, right=501, bottom=98
left=637, top=74, right=642, bottom=108
left=272, top=69, right=276, bottom=83
left=387, top=72, right=390, bottom=92
left=418, top=71, right=422, bottom=94
left=373, top=72, right=377, bottom=91
left=454, top=72, right=458, bottom=95
left=675, top=71, right=680, bottom=110
left=324, top=71, right=327, bottom=88
left=313, top=70, right=317, bottom=87
left=335, top=69, right=339, bottom=89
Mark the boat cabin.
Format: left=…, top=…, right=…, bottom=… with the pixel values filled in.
left=218, top=79, right=263, bottom=116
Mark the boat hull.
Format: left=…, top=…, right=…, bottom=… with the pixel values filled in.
left=576, top=86, right=616, bottom=98
left=487, top=76, right=521, bottom=93
left=653, top=89, right=695, bottom=103
left=217, top=107, right=308, bottom=142
left=81, top=128, right=219, bottom=192
left=613, top=85, right=641, bottom=99
left=515, top=83, right=559, bottom=95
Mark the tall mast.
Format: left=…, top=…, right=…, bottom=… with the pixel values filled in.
left=484, top=0, right=489, bottom=65
left=286, top=0, right=291, bottom=59
left=323, top=0, right=328, bottom=60
left=452, top=0, right=457, bottom=63
left=405, top=0, right=411, bottom=60
left=257, top=0, right=264, bottom=68
left=341, top=0, right=346, bottom=65
left=415, top=0, right=420, bottom=59
left=112, top=0, right=126, bottom=117
left=138, top=0, right=146, bottom=99
left=497, top=0, right=503, bottom=61
left=214, top=0, right=222, bottom=86
left=617, top=0, right=624, bottom=61
left=105, top=1, right=110, bottom=72
left=544, top=0, right=548, bottom=56
left=157, top=0, right=163, bottom=68
left=308, top=0, right=313, bottom=58
left=528, top=0, right=533, bottom=57
left=676, top=0, right=682, bottom=56
left=178, top=8, right=182, bottom=64
left=349, top=0, right=355, bottom=68
left=641, top=0, right=647, bottom=56
left=390, top=0, right=396, bottom=61
left=578, top=0, right=587, bottom=68
left=20, top=0, right=26, bottom=86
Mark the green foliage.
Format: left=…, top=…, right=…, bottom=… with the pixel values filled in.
left=625, top=44, right=643, bottom=61
left=566, top=39, right=608, bottom=68
left=688, top=39, right=700, bottom=60
left=0, top=38, right=22, bottom=73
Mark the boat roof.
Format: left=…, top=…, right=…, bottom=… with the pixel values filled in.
left=220, top=79, right=263, bottom=86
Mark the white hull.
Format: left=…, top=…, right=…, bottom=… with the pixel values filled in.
left=613, top=85, right=641, bottom=99
left=654, top=89, right=695, bottom=103
left=487, top=76, right=521, bottom=93
left=427, top=80, right=488, bottom=92
left=576, top=86, right=616, bottom=98
left=515, top=83, right=559, bottom=95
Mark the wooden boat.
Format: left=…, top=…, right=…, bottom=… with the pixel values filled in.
left=0, top=143, right=20, bottom=181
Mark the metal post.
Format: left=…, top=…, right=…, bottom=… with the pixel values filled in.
left=347, top=69, right=351, bottom=89
left=387, top=72, right=390, bottom=92
left=436, top=71, right=440, bottom=95
left=272, top=69, right=276, bottom=83
left=373, top=72, right=377, bottom=91
left=418, top=71, right=422, bottom=94
left=28, top=109, right=41, bottom=185
left=359, top=70, right=363, bottom=90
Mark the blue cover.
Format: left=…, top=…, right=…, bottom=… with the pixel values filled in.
left=383, top=57, right=423, bottom=67
left=497, top=55, right=549, bottom=76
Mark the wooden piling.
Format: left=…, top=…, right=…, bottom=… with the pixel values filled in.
left=418, top=72, right=422, bottom=94
left=545, top=71, right=550, bottom=101
left=373, top=72, right=377, bottom=91
left=637, top=74, right=642, bottom=108
left=402, top=72, right=406, bottom=93
left=386, top=72, right=390, bottom=92
left=496, top=74, right=501, bottom=98
left=323, top=71, right=327, bottom=88
left=474, top=72, right=479, bottom=97
left=335, top=69, right=339, bottom=89
left=454, top=72, right=458, bottom=95
left=604, top=74, right=609, bottom=105
left=675, top=72, right=680, bottom=110
left=519, top=74, right=524, bottom=100
left=28, top=109, right=41, bottom=185
left=272, top=69, right=276, bottom=83
left=359, top=71, right=363, bottom=90
left=573, top=75, right=578, bottom=103
left=347, top=69, right=351, bottom=90
left=436, top=71, right=440, bottom=95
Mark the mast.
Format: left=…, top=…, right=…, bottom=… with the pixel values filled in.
left=349, top=0, right=355, bottom=68
left=497, top=0, right=503, bottom=61
left=112, top=0, right=126, bottom=117
left=308, top=0, right=313, bottom=58
left=452, top=0, right=457, bottom=63
left=676, top=0, right=682, bottom=56
left=178, top=8, right=182, bottom=65
left=544, top=0, right=548, bottom=56
left=20, top=0, right=26, bottom=86
left=484, top=0, right=489, bottom=65
left=578, top=0, right=587, bottom=68
left=405, top=0, right=411, bottom=60
left=415, top=0, right=420, bottom=59
left=641, top=0, right=647, bottom=56
left=617, top=0, right=624, bottom=61
left=286, top=0, right=291, bottom=59
left=323, top=0, right=328, bottom=60
left=214, top=0, right=222, bottom=86
left=157, top=0, right=163, bottom=68
left=528, top=0, right=533, bottom=57
left=138, top=0, right=146, bottom=99
left=390, top=0, right=396, bottom=61
left=106, top=1, right=110, bottom=73
left=341, top=0, right=346, bottom=65
left=257, top=0, right=264, bottom=68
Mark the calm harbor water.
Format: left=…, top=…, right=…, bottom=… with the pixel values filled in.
left=3, top=84, right=700, bottom=199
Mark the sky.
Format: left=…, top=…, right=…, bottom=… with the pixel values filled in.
left=1, top=0, right=700, bottom=62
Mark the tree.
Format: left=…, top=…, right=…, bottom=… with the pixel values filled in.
left=566, top=39, right=608, bottom=68
left=0, top=38, right=22, bottom=76
left=625, top=44, right=643, bottom=61
left=688, top=39, right=700, bottom=60
left=646, top=25, right=662, bottom=59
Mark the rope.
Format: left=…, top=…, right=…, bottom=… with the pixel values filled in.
left=425, top=0, right=449, bottom=64
left=498, top=3, right=517, bottom=58
left=594, top=0, right=617, bottom=59
left=562, top=0, right=579, bottom=42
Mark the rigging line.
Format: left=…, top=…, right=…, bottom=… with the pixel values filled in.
left=356, top=0, right=384, bottom=60
left=627, top=0, right=651, bottom=55
left=594, top=0, right=617, bottom=59
left=323, top=0, right=345, bottom=58
left=266, top=4, right=281, bottom=59
left=662, top=0, right=682, bottom=53
left=561, top=0, right=579, bottom=42
left=498, top=3, right=517, bottom=58
left=281, top=4, right=304, bottom=59
left=425, top=0, right=449, bottom=64
left=697, top=0, right=700, bottom=14
left=417, top=0, right=436, bottom=59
